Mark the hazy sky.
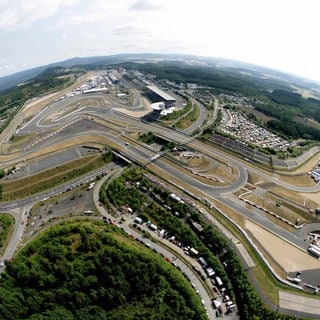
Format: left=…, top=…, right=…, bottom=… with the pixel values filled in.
left=1, top=0, right=319, bottom=82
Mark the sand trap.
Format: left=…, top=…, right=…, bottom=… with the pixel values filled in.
left=245, top=220, right=320, bottom=273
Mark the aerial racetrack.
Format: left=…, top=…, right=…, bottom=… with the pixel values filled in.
left=1, top=65, right=320, bottom=319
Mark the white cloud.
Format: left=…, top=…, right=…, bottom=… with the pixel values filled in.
left=0, top=0, right=320, bottom=82
left=0, top=0, right=80, bottom=32
left=57, top=2, right=124, bottom=27
left=112, top=25, right=150, bottom=37
left=59, top=11, right=107, bottom=27
left=129, top=0, right=162, bottom=11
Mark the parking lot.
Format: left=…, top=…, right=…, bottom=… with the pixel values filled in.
left=24, top=186, right=96, bottom=240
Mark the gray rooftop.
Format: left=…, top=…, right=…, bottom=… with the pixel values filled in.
left=147, top=85, right=176, bottom=102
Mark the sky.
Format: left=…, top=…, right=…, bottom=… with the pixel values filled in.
left=0, top=0, right=319, bottom=82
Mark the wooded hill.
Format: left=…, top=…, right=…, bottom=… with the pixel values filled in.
left=0, top=220, right=206, bottom=320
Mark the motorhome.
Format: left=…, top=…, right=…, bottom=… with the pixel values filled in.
left=215, top=276, right=223, bottom=287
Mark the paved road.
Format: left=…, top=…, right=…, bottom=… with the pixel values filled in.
left=1, top=205, right=32, bottom=261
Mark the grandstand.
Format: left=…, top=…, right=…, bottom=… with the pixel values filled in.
left=146, top=85, right=176, bottom=108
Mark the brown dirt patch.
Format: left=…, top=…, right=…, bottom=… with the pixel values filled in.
left=247, top=171, right=266, bottom=185
left=243, top=189, right=315, bottom=226
left=269, top=185, right=319, bottom=211
left=201, top=163, right=237, bottom=183
left=239, top=106, right=276, bottom=124
left=168, top=154, right=237, bottom=186
left=171, top=151, right=237, bottom=184
left=180, top=153, right=210, bottom=170
left=245, top=220, right=320, bottom=273
left=278, top=173, right=316, bottom=187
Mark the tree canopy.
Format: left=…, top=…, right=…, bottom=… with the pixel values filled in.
left=0, top=220, right=206, bottom=320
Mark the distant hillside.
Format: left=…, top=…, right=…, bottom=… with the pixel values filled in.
left=0, top=54, right=192, bottom=92
left=1, top=53, right=320, bottom=95
left=0, top=58, right=93, bottom=92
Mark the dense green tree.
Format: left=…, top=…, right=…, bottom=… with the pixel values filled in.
left=0, top=220, right=206, bottom=320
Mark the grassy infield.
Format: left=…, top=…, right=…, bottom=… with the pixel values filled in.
left=1, top=154, right=104, bottom=201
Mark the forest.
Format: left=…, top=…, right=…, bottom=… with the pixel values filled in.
left=0, top=220, right=206, bottom=320
left=136, top=63, right=260, bottom=94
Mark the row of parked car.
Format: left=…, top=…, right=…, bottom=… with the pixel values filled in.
left=196, top=256, right=236, bottom=316
left=131, top=216, right=213, bottom=317
left=131, top=215, right=237, bottom=317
